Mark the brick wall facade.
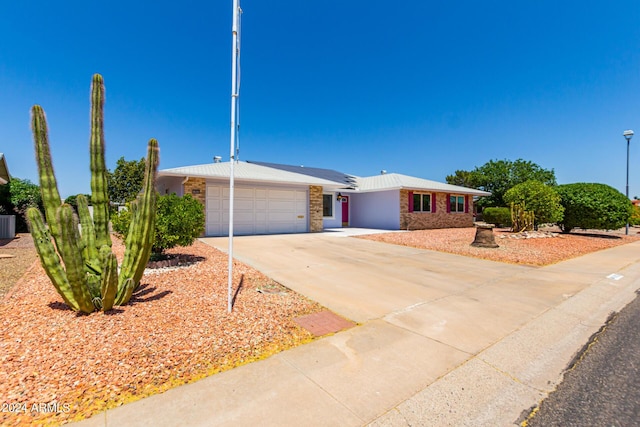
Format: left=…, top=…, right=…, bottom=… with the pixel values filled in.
left=399, top=189, right=474, bottom=230
left=183, top=178, right=206, bottom=207
left=183, top=178, right=206, bottom=236
left=309, top=185, right=324, bottom=232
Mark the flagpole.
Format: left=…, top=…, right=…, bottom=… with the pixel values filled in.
left=228, top=0, right=240, bottom=313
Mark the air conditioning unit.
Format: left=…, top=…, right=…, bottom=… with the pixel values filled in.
left=0, top=215, right=16, bottom=239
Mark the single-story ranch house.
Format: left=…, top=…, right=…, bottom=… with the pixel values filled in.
left=157, top=160, right=491, bottom=237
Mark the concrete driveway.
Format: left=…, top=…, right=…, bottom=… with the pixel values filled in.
left=72, top=231, right=640, bottom=426
left=202, top=231, right=577, bottom=330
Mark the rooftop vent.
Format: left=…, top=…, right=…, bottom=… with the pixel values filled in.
left=213, top=156, right=222, bottom=163
left=380, top=170, right=387, bottom=175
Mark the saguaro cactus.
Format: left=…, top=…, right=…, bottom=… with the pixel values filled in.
left=27, top=74, right=159, bottom=313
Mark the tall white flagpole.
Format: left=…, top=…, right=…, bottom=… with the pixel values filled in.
left=228, top=0, right=241, bottom=313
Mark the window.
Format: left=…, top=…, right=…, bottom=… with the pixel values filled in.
left=449, top=195, right=465, bottom=213
left=322, top=194, right=333, bottom=217
left=412, top=193, right=431, bottom=212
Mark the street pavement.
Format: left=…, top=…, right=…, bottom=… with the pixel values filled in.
left=71, top=229, right=640, bottom=426
left=527, top=292, right=640, bottom=427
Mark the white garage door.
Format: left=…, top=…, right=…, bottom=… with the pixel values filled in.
left=205, top=184, right=308, bottom=236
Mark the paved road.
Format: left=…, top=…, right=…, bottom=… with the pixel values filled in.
left=528, top=293, right=640, bottom=427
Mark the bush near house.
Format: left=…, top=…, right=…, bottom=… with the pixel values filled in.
left=113, top=193, right=205, bottom=254
left=503, top=180, right=564, bottom=229
left=482, top=207, right=512, bottom=227
left=630, top=204, right=640, bottom=226
left=0, top=177, right=43, bottom=232
left=556, top=183, right=632, bottom=233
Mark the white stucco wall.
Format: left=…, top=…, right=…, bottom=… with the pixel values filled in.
left=156, top=176, right=184, bottom=196
left=350, top=190, right=400, bottom=230
left=323, top=192, right=343, bottom=228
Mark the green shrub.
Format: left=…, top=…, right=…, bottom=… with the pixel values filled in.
left=111, top=206, right=132, bottom=237
left=113, top=193, right=205, bottom=254
left=0, top=177, right=44, bottom=232
left=630, top=205, right=640, bottom=226
left=482, top=207, right=512, bottom=227
left=64, top=194, right=92, bottom=210
left=556, top=183, right=632, bottom=233
left=503, top=180, right=564, bottom=228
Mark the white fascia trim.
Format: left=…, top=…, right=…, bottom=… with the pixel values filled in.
left=159, top=172, right=343, bottom=189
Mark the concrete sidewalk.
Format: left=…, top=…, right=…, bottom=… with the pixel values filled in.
left=73, top=234, right=640, bottom=427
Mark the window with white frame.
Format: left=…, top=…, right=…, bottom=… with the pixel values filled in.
left=322, top=194, right=334, bottom=217
left=412, top=193, right=432, bottom=212
left=449, top=195, right=465, bottom=213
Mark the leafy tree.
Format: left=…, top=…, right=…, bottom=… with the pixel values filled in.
left=447, top=159, right=556, bottom=208
left=556, top=183, right=632, bottom=233
left=113, top=193, right=205, bottom=254
left=445, top=170, right=476, bottom=188
left=0, top=178, right=43, bottom=232
left=504, top=180, right=564, bottom=229
left=64, top=194, right=92, bottom=210
left=107, top=156, right=146, bottom=205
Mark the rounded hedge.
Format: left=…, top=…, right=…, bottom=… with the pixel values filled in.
left=556, top=183, right=632, bottom=233
left=482, top=207, right=512, bottom=227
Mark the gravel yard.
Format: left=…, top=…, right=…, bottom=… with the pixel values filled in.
left=0, top=234, right=37, bottom=299
left=0, top=238, right=323, bottom=426
left=358, top=226, right=640, bottom=266
left=1, top=226, right=639, bottom=425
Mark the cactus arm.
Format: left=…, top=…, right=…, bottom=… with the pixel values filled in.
left=31, top=105, right=63, bottom=242
left=117, top=138, right=159, bottom=302
left=114, top=278, right=135, bottom=306
left=26, top=208, right=80, bottom=312
left=89, top=74, right=112, bottom=249
left=56, top=204, right=95, bottom=313
left=100, top=253, right=118, bottom=311
left=76, top=194, right=102, bottom=274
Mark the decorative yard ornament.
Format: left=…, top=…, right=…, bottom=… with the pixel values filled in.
left=27, top=74, right=159, bottom=313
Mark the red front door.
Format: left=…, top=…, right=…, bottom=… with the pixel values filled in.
left=341, top=195, right=349, bottom=227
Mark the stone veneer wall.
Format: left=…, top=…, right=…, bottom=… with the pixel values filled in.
left=399, top=189, right=474, bottom=230
left=183, top=177, right=206, bottom=236
left=309, top=185, right=324, bottom=232
left=183, top=178, right=206, bottom=206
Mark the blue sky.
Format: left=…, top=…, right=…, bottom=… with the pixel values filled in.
left=1, top=1, right=640, bottom=198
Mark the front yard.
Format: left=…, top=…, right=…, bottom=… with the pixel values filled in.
left=358, top=226, right=640, bottom=266
left=0, top=238, right=324, bottom=426
left=2, top=226, right=639, bottom=425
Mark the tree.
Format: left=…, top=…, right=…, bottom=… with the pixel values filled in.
left=64, top=194, right=92, bottom=210
left=447, top=159, right=556, bottom=208
left=445, top=170, right=477, bottom=188
left=556, top=183, right=632, bottom=233
left=113, top=193, right=205, bottom=255
left=504, top=180, right=564, bottom=229
left=0, top=178, right=43, bottom=232
left=108, top=156, right=146, bottom=205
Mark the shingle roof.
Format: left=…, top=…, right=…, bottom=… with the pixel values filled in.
left=354, top=173, right=491, bottom=196
left=159, top=161, right=346, bottom=188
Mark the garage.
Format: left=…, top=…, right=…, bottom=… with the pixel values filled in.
left=205, top=183, right=308, bottom=236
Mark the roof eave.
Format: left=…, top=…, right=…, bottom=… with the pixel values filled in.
left=157, top=171, right=345, bottom=189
